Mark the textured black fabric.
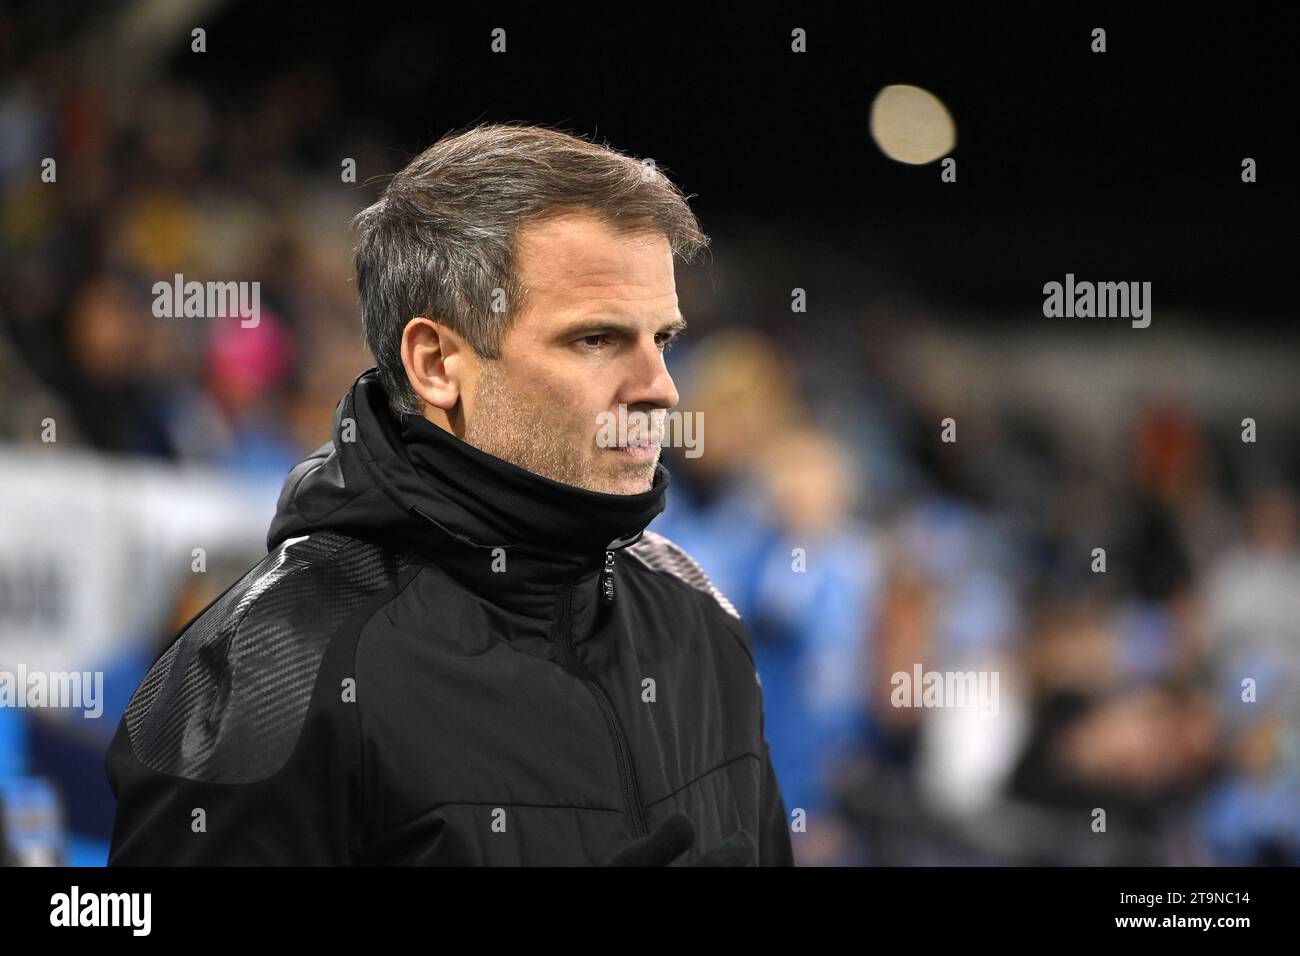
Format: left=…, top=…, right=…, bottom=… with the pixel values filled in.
left=125, top=534, right=414, bottom=784
left=105, top=368, right=794, bottom=866
left=626, top=530, right=743, bottom=621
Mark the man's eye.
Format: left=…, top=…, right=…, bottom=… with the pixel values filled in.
left=577, top=332, right=678, bottom=351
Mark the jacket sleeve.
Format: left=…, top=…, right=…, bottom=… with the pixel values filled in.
left=104, top=548, right=371, bottom=866
left=104, top=711, right=355, bottom=866
left=757, top=741, right=795, bottom=866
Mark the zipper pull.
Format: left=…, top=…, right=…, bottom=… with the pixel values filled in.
left=600, top=550, right=616, bottom=603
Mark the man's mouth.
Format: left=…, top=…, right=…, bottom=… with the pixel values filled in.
left=611, top=440, right=660, bottom=462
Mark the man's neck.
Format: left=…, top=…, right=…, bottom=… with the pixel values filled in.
left=420, top=403, right=465, bottom=440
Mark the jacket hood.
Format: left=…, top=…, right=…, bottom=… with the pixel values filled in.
left=268, top=368, right=669, bottom=585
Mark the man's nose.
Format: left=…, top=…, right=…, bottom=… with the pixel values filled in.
left=620, top=337, right=680, bottom=412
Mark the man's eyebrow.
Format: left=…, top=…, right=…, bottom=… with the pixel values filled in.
left=552, top=315, right=688, bottom=339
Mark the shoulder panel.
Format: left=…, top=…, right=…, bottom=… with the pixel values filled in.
left=124, top=531, right=414, bottom=784
left=624, top=529, right=742, bottom=621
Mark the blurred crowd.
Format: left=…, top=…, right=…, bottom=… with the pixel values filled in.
left=656, top=330, right=1300, bottom=865
left=3, top=10, right=1299, bottom=867
left=1, top=24, right=386, bottom=475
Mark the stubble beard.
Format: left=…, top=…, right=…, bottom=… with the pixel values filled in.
left=464, top=361, right=658, bottom=495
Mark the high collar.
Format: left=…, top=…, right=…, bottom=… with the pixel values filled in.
left=268, top=368, right=669, bottom=620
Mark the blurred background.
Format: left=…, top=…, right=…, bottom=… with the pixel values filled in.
left=1, top=1, right=1297, bottom=866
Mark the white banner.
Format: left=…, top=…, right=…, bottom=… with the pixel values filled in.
left=0, top=447, right=280, bottom=674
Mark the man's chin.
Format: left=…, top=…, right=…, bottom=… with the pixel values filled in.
left=579, top=473, right=654, bottom=496
left=610, top=475, right=656, bottom=495
left=585, top=458, right=658, bottom=495
left=489, top=442, right=658, bottom=495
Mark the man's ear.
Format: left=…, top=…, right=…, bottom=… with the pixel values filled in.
left=401, top=316, right=469, bottom=415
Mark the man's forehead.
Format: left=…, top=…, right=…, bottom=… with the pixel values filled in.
left=514, top=212, right=674, bottom=294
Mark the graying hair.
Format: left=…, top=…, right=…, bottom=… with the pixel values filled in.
left=351, top=122, right=711, bottom=419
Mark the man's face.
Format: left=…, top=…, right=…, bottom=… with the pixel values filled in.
left=460, top=210, right=683, bottom=495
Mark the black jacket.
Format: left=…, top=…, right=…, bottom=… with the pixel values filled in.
left=105, top=368, right=793, bottom=865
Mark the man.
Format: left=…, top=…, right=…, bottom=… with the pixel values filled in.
left=105, top=123, right=794, bottom=866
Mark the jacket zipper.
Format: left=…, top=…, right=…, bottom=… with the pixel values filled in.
left=550, top=572, right=649, bottom=838
left=600, top=550, right=616, bottom=603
